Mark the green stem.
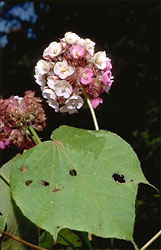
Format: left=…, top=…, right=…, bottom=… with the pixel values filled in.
left=29, top=125, right=41, bottom=144
left=58, top=232, right=79, bottom=250
left=110, top=238, right=114, bottom=250
left=78, top=82, right=99, bottom=130
left=22, top=125, right=38, bottom=145
left=79, top=232, right=94, bottom=250
left=0, top=172, right=10, bottom=186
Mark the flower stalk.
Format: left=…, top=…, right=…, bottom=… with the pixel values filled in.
left=140, top=230, right=161, bottom=250
left=29, top=125, right=41, bottom=144
left=78, top=81, right=99, bottom=130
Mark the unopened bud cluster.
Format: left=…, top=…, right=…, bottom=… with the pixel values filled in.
left=34, top=32, right=114, bottom=114
left=0, top=91, right=46, bottom=149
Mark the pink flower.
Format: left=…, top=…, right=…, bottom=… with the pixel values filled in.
left=0, top=139, right=9, bottom=149
left=104, top=58, right=112, bottom=71
left=79, top=68, right=93, bottom=85
left=104, top=82, right=113, bottom=94
left=102, top=70, right=112, bottom=85
left=91, top=97, right=103, bottom=108
left=70, top=45, right=85, bottom=59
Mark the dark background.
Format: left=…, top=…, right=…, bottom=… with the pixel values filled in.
left=0, top=1, right=160, bottom=249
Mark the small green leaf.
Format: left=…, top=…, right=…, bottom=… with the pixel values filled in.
left=0, top=215, right=6, bottom=237
left=0, top=155, right=38, bottom=250
left=57, top=229, right=81, bottom=247
left=10, top=125, right=151, bottom=246
left=39, top=231, right=53, bottom=249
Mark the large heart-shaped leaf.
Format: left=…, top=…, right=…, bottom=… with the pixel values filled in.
left=10, top=125, right=150, bottom=245
left=0, top=156, right=38, bottom=250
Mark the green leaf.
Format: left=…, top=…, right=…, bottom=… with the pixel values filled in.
left=10, top=125, right=150, bottom=245
left=0, top=156, right=38, bottom=250
left=0, top=216, right=6, bottom=237
left=39, top=231, right=53, bottom=249
left=57, top=229, right=81, bottom=247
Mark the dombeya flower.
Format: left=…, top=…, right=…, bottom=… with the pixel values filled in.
left=102, top=70, right=112, bottom=85
left=65, top=95, right=84, bottom=110
left=54, top=60, right=74, bottom=79
left=93, top=51, right=107, bottom=69
left=54, top=80, right=73, bottom=98
left=43, top=42, right=62, bottom=59
left=0, top=91, right=46, bottom=149
left=70, top=45, right=85, bottom=59
left=79, top=68, right=93, bottom=85
left=64, top=32, right=79, bottom=44
left=91, top=97, right=103, bottom=108
left=84, top=38, right=95, bottom=56
left=35, top=60, right=50, bottom=75
left=35, top=32, right=114, bottom=113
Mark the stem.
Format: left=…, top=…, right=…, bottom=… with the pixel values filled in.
left=22, top=125, right=38, bottom=145
left=140, top=230, right=161, bottom=250
left=0, top=172, right=10, bottom=186
left=86, top=98, right=99, bottom=130
left=29, top=125, right=41, bottom=144
left=110, top=238, right=114, bottom=250
left=58, top=232, right=79, bottom=250
left=78, top=82, right=99, bottom=130
left=2, top=231, right=47, bottom=250
left=79, top=232, right=94, bottom=250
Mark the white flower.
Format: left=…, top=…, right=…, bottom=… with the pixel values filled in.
left=64, top=32, right=79, bottom=44
left=54, top=60, right=74, bottom=79
left=77, top=38, right=85, bottom=46
left=34, top=74, right=46, bottom=87
left=84, top=38, right=95, bottom=56
left=93, top=51, right=107, bottom=69
left=47, top=99, right=59, bottom=112
left=35, top=60, right=50, bottom=75
left=43, top=42, right=62, bottom=59
left=54, top=80, right=72, bottom=99
left=47, top=76, right=57, bottom=89
left=60, top=105, right=77, bottom=114
left=14, top=96, right=23, bottom=105
left=65, top=95, right=84, bottom=110
left=60, top=38, right=67, bottom=49
left=41, top=88, right=59, bottom=112
left=42, top=88, right=56, bottom=100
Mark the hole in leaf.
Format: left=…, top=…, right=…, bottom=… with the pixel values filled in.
left=40, top=180, right=50, bottom=186
left=112, top=173, right=126, bottom=183
left=25, top=180, right=33, bottom=186
left=0, top=212, right=3, bottom=216
left=56, top=226, right=60, bottom=229
left=130, top=179, right=134, bottom=182
left=20, top=166, right=27, bottom=173
left=69, top=169, right=77, bottom=177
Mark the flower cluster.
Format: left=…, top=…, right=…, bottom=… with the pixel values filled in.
left=0, top=91, right=46, bottom=149
left=34, top=31, right=114, bottom=114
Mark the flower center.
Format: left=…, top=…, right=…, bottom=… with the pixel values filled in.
left=96, top=58, right=102, bottom=65
left=61, top=85, right=66, bottom=91
left=62, top=67, right=68, bottom=73
left=53, top=48, right=58, bottom=54
left=72, top=100, right=77, bottom=105
left=82, top=72, right=88, bottom=80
